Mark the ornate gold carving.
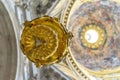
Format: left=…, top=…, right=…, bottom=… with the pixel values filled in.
left=20, top=16, right=72, bottom=67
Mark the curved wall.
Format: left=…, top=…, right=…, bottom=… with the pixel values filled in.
left=0, top=1, right=17, bottom=80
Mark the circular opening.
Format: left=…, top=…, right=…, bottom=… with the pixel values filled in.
left=85, top=29, right=99, bottom=43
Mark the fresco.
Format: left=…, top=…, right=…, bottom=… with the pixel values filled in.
left=69, top=0, right=120, bottom=71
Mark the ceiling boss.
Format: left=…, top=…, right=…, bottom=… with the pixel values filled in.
left=20, top=16, right=72, bottom=67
